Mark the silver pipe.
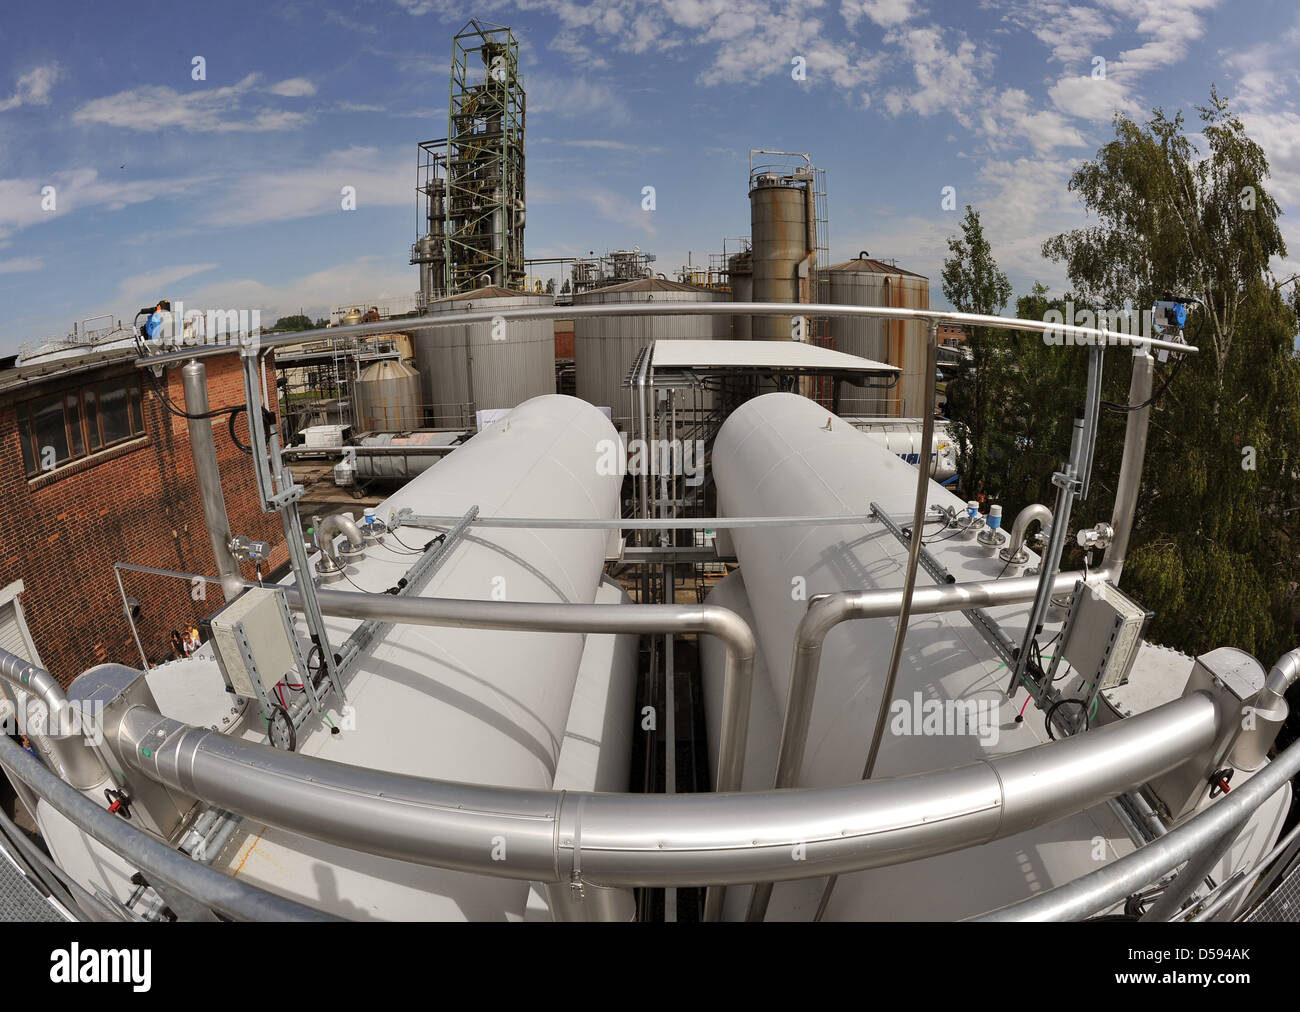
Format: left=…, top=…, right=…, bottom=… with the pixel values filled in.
left=287, top=588, right=756, bottom=798
left=1255, top=647, right=1300, bottom=712
left=0, top=649, right=111, bottom=791
left=0, top=733, right=332, bottom=922
left=398, top=511, right=914, bottom=530
left=0, top=647, right=74, bottom=731
left=315, top=512, right=366, bottom=566
left=181, top=359, right=245, bottom=603
left=1000, top=504, right=1054, bottom=566
left=118, top=691, right=1217, bottom=893
left=864, top=317, right=940, bottom=784
left=1100, top=352, right=1154, bottom=583
left=746, top=565, right=1112, bottom=921
left=1139, top=825, right=1240, bottom=921
left=979, top=724, right=1300, bottom=921
left=1190, top=818, right=1300, bottom=922
left=136, top=302, right=1197, bottom=368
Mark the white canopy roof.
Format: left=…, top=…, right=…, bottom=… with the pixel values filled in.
left=649, top=339, right=898, bottom=374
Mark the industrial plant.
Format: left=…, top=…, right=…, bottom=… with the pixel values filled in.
left=0, top=16, right=1296, bottom=932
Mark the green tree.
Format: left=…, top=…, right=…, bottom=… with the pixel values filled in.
left=941, top=206, right=1013, bottom=496
left=1043, top=89, right=1300, bottom=660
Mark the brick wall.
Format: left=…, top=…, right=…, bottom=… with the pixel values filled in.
left=0, top=352, right=287, bottom=684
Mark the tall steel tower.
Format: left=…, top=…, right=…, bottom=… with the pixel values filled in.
left=412, top=19, right=526, bottom=305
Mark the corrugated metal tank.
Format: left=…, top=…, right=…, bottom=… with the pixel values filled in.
left=352, top=359, right=422, bottom=432
left=572, top=278, right=725, bottom=429
left=750, top=174, right=811, bottom=340
left=825, top=256, right=931, bottom=417
left=414, top=286, right=556, bottom=427
left=728, top=251, right=752, bottom=340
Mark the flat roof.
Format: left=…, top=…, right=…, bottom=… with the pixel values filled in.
left=650, top=339, right=898, bottom=374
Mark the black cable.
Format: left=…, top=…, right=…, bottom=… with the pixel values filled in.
left=1044, top=697, right=1087, bottom=740
left=227, top=406, right=251, bottom=453
left=1101, top=297, right=1204, bottom=412
left=995, top=556, right=1013, bottom=580
left=1101, top=354, right=1186, bottom=412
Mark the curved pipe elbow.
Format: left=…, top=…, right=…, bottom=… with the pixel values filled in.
left=1003, top=504, right=1053, bottom=563
left=1258, top=648, right=1300, bottom=710
left=316, top=513, right=366, bottom=563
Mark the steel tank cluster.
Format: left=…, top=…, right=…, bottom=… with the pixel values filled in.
left=413, top=285, right=556, bottom=427
left=572, top=278, right=726, bottom=429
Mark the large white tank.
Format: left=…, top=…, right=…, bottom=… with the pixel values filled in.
left=222, top=394, right=628, bottom=920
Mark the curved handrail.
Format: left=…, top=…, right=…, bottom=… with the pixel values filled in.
left=134, top=301, right=1198, bottom=368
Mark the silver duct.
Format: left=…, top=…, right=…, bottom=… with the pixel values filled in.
left=117, top=691, right=1218, bottom=890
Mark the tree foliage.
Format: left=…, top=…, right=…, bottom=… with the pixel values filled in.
left=941, top=206, right=1013, bottom=495
left=1040, top=89, right=1300, bottom=660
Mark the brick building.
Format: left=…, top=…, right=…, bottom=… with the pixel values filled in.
left=0, top=338, right=286, bottom=685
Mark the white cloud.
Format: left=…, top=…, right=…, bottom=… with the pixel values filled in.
left=196, top=146, right=410, bottom=227
left=113, top=263, right=219, bottom=302
left=1049, top=75, right=1142, bottom=123
left=529, top=73, right=631, bottom=123
left=0, top=64, right=61, bottom=112
left=0, top=256, right=43, bottom=274
left=267, top=77, right=317, bottom=97
left=73, top=75, right=311, bottom=133
left=842, top=0, right=917, bottom=29
left=881, top=25, right=996, bottom=124
left=984, top=89, right=1088, bottom=153
left=0, top=168, right=209, bottom=240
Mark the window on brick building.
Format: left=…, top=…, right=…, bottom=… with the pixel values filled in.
left=17, top=375, right=146, bottom=477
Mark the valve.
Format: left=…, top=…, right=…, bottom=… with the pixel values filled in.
left=1208, top=768, right=1234, bottom=798
left=104, top=788, right=132, bottom=820
left=1076, top=522, right=1114, bottom=551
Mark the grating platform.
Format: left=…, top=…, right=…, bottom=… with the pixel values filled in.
left=0, top=845, right=63, bottom=921
left=1246, top=859, right=1300, bottom=921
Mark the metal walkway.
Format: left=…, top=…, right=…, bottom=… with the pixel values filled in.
left=0, top=844, right=63, bottom=921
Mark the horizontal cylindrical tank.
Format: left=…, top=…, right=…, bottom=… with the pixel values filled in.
left=750, top=174, right=811, bottom=341
left=825, top=256, right=930, bottom=416
left=572, top=278, right=726, bottom=430
left=236, top=394, right=624, bottom=920
left=352, top=359, right=422, bottom=432
left=352, top=431, right=463, bottom=481
left=415, top=286, right=556, bottom=427
left=714, top=392, right=1043, bottom=920
left=845, top=417, right=958, bottom=480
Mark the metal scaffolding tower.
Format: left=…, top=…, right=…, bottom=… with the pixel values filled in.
left=412, top=19, right=526, bottom=304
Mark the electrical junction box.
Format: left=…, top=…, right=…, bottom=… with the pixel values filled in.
left=208, top=587, right=306, bottom=711
left=1060, top=581, right=1151, bottom=697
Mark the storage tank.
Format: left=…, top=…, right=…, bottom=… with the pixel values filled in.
left=352, top=359, right=422, bottom=431
left=750, top=171, right=814, bottom=340
left=571, top=278, right=725, bottom=430
left=727, top=250, right=753, bottom=340
left=825, top=254, right=931, bottom=417
left=351, top=430, right=463, bottom=482
left=228, top=394, right=630, bottom=920
left=341, top=307, right=365, bottom=327
left=711, top=392, right=1031, bottom=920
left=414, top=286, right=556, bottom=427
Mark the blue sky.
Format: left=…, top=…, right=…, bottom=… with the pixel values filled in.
left=1, top=0, right=1298, bottom=353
